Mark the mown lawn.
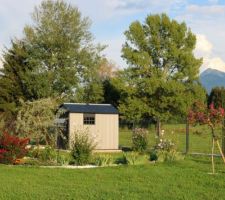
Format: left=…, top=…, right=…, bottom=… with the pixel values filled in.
left=0, top=156, right=224, bottom=200
left=120, top=124, right=222, bottom=153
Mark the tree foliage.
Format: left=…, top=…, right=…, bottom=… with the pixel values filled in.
left=0, top=0, right=104, bottom=115
left=15, top=98, right=59, bottom=146
left=115, top=13, right=206, bottom=123
left=208, top=87, right=225, bottom=108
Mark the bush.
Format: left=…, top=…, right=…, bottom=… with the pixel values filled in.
left=115, top=152, right=147, bottom=165
left=157, top=150, right=184, bottom=162
left=28, top=146, right=70, bottom=165
left=70, top=129, right=96, bottom=166
left=0, top=132, right=29, bottom=164
left=93, top=154, right=113, bottom=166
left=132, top=128, right=148, bottom=152
left=151, top=138, right=184, bottom=163
left=33, top=146, right=57, bottom=162
left=149, top=150, right=158, bottom=161
left=155, top=138, right=175, bottom=152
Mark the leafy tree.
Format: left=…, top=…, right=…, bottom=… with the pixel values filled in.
left=0, top=41, right=50, bottom=112
left=15, top=98, right=60, bottom=146
left=98, top=58, right=120, bottom=106
left=116, top=13, right=205, bottom=132
left=0, top=0, right=104, bottom=113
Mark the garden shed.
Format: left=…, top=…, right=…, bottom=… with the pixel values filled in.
left=60, top=103, right=119, bottom=151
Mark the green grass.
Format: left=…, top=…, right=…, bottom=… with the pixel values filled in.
left=0, top=157, right=224, bottom=200
left=120, top=124, right=223, bottom=153
left=0, top=123, right=224, bottom=199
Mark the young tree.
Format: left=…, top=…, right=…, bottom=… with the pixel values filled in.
left=188, top=102, right=225, bottom=174
left=116, top=13, right=205, bottom=133
left=208, top=87, right=225, bottom=154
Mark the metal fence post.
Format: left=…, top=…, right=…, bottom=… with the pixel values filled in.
left=186, top=117, right=189, bottom=154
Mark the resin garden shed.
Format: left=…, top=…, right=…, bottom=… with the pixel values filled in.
left=61, top=103, right=119, bottom=151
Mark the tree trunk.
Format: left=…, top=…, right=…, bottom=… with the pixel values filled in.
left=186, top=117, right=190, bottom=154
left=211, top=137, right=215, bottom=174
left=156, top=119, right=161, bottom=137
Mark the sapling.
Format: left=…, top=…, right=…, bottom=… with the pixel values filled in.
left=188, top=102, right=225, bottom=174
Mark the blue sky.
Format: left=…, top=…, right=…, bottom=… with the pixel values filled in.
left=1, top=0, right=225, bottom=72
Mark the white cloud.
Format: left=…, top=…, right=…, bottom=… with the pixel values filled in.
left=187, top=4, right=225, bottom=15
left=72, top=0, right=186, bottom=21
left=195, top=34, right=212, bottom=56
left=203, top=57, right=225, bottom=72
left=195, top=34, right=225, bottom=72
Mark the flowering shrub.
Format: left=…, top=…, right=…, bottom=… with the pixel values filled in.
left=0, top=132, right=29, bottom=164
left=188, top=102, right=224, bottom=128
left=156, top=138, right=175, bottom=152
left=149, top=137, right=183, bottom=162
left=132, top=128, right=148, bottom=152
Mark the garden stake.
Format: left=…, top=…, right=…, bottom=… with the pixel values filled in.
left=216, top=140, right=225, bottom=165
left=211, top=138, right=215, bottom=174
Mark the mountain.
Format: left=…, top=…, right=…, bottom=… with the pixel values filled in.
left=200, top=68, right=225, bottom=94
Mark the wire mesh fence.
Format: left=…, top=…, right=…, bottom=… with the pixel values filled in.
left=119, top=120, right=224, bottom=154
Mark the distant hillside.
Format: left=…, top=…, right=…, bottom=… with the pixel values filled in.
left=200, top=68, right=225, bottom=93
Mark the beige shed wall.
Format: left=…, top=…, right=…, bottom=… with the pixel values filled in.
left=69, top=113, right=118, bottom=150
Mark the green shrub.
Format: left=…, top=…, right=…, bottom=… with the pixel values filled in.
left=132, top=128, right=148, bottom=152
left=157, top=150, right=184, bottom=162
left=30, top=146, right=57, bottom=162
left=93, top=154, right=113, bottom=166
left=149, top=150, right=158, bottom=161
left=127, top=152, right=141, bottom=165
left=70, top=129, right=96, bottom=166
left=115, top=152, right=142, bottom=165
left=28, top=146, right=69, bottom=165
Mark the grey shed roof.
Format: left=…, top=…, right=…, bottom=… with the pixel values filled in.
left=62, top=103, right=119, bottom=114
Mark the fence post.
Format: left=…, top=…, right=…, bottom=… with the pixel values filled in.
left=186, top=117, right=189, bottom=154
left=222, top=118, right=225, bottom=155
left=156, top=119, right=161, bottom=137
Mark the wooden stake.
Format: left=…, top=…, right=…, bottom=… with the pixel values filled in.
left=216, top=139, right=225, bottom=165
left=212, top=138, right=215, bottom=174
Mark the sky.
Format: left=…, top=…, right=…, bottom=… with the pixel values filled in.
left=0, top=0, right=225, bottom=73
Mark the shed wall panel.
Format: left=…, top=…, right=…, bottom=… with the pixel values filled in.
left=69, top=113, right=118, bottom=150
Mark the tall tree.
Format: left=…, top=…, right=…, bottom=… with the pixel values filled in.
left=0, top=0, right=104, bottom=112
left=116, top=14, right=205, bottom=131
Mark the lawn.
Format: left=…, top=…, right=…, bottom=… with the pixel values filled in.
left=120, top=124, right=223, bottom=153
left=0, top=123, right=225, bottom=200
left=0, top=156, right=224, bottom=200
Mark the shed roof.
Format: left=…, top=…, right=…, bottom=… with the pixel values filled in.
left=62, top=103, right=119, bottom=114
